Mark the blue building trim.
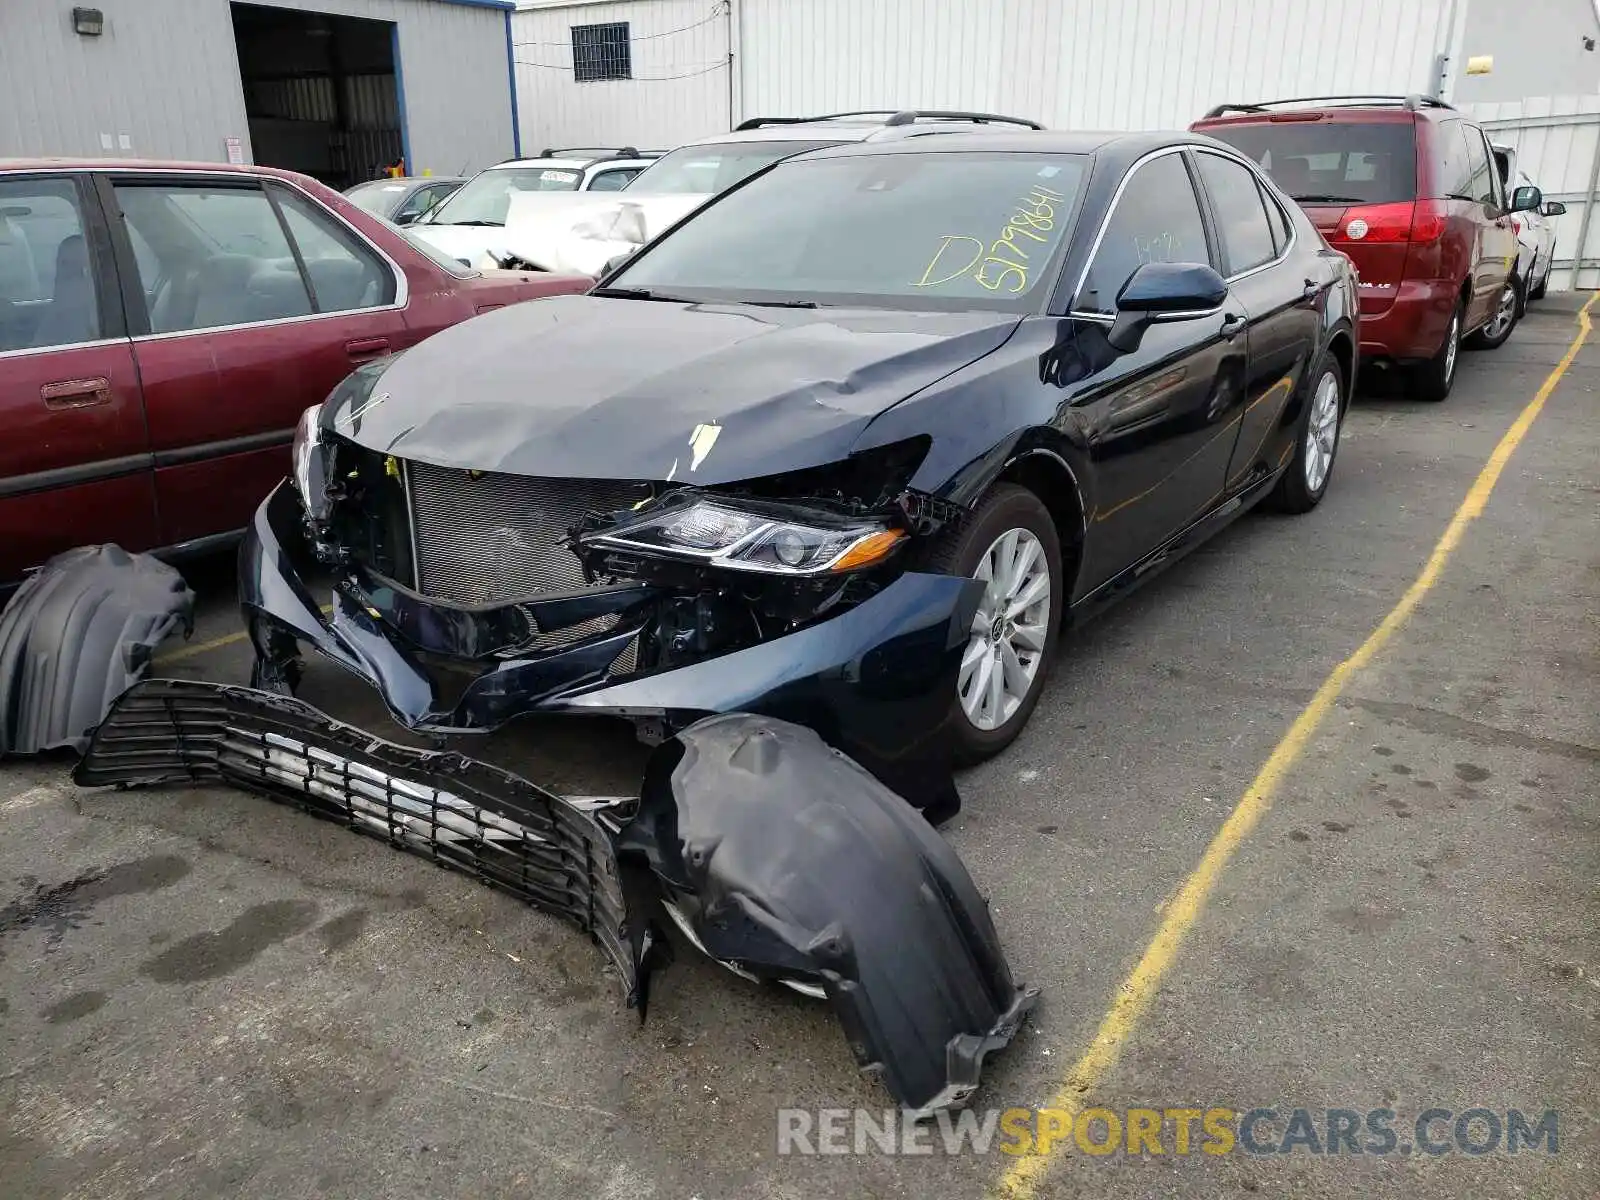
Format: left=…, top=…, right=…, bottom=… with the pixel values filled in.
left=504, top=9, right=522, bottom=157
left=391, top=23, right=413, bottom=174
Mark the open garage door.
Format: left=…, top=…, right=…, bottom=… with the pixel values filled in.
left=230, top=3, right=406, bottom=191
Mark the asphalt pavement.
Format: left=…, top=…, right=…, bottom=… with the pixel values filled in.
left=1, top=296, right=1596, bottom=1200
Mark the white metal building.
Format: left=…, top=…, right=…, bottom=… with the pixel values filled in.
left=0, top=0, right=521, bottom=186
left=512, top=0, right=1472, bottom=148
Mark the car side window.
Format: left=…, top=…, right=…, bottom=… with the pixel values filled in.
left=1475, top=128, right=1506, bottom=209
left=1259, top=178, right=1293, bottom=255
left=1196, top=152, right=1278, bottom=275
left=588, top=169, right=637, bottom=192
left=1461, top=127, right=1496, bottom=209
left=114, top=181, right=311, bottom=334
left=270, top=185, right=396, bottom=311
left=1436, top=119, right=1473, bottom=201
left=0, top=176, right=103, bottom=352
left=392, top=186, right=440, bottom=224
left=1077, top=152, right=1212, bottom=314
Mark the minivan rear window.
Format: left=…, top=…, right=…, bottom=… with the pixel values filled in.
left=1202, top=121, right=1417, bottom=206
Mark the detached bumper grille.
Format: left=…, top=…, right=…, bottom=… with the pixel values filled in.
left=74, top=679, right=640, bottom=994
left=406, top=461, right=650, bottom=605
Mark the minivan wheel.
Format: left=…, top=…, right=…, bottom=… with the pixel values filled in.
left=1266, top=354, right=1344, bottom=514
left=1467, top=279, right=1520, bottom=349
left=1410, top=301, right=1462, bottom=402
left=925, top=484, right=1064, bottom=765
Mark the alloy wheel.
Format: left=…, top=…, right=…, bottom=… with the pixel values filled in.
left=1444, top=311, right=1459, bottom=382
left=959, top=528, right=1051, bottom=731
left=1304, top=369, right=1341, bottom=493
left=1483, top=284, right=1516, bottom=341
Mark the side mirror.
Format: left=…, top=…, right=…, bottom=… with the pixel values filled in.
left=393, top=211, right=417, bottom=226
left=1509, top=185, right=1543, bottom=214
left=1542, top=200, right=1567, bottom=217
left=1107, top=262, right=1229, bottom=353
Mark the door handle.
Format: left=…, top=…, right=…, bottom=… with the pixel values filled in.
left=345, top=337, right=391, bottom=362
left=41, top=377, right=112, bottom=409
left=1301, top=277, right=1319, bottom=300
left=1219, top=313, right=1246, bottom=341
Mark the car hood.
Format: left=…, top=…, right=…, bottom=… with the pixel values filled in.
left=326, top=294, right=1021, bottom=483
left=406, top=222, right=502, bottom=264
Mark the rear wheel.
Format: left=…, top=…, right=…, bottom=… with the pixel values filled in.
left=1265, top=353, right=1343, bottom=514
left=1466, top=278, right=1520, bottom=349
left=1409, top=300, right=1462, bottom=402
left=925, top=484, right=1064, bottom=765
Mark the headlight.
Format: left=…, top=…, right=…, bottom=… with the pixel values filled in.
left=584, top=495, right=906, bottom=576
left=291, top=403, right=331, bottom=520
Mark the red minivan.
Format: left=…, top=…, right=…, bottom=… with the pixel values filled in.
left=0, top=159, right=591, bottom=585
left=1193, top=96, right=1543, bottom=400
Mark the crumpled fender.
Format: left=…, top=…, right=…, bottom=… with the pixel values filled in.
left=624, top=713, right=1037, bottom=1116
left=0, top=546, right=194, bottom=756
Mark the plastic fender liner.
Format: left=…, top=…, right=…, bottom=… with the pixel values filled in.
left=624, top=713, right=1038, bottom=1115
left=74, top=678, right=660, bottom=1007
left=0, top=545, right=194, bottom=757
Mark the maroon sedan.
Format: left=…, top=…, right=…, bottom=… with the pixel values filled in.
left=0, top=159, right=591, bottom=584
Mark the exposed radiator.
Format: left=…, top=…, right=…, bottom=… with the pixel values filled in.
left=405, top=460, right=650, bottom=605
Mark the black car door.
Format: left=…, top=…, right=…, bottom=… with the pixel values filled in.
left=1067, top=149, right=1250, bottom=596
left=1191, top=148, right=1322, bottom=494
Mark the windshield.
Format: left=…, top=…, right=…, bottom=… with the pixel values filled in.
left=628, top=140, right=840, bottom=196
left=346, top=180, right=410, bottom=216
left=424, top=165, right=583, bottom=225
left=1204, top=121, right=1417, bottom=205
left=611, top=151, right=1087, bottom=311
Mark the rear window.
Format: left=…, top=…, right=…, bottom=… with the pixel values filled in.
left=1202, top=120, right=1417, bottom=205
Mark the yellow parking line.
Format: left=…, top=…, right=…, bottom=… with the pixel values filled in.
left=994, top=293, right=1598, bottom=1199
left=153, top=604, right=334, bottom=666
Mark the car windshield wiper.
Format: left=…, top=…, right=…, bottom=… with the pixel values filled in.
left=741, top=298, right=822, bottom=309
left=591, top=286, right=698, bottom=302
left=435, top=219, right=504, bottom=227
left=1290, top=193, right=1365, bottom=204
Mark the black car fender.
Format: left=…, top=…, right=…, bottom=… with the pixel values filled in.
left=0, top=545, right=194, bottom=756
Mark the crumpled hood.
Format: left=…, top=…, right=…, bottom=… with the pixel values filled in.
left=328, top=294, right=1021, bottom=483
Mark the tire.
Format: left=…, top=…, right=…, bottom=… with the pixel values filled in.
left=924, top=483, right=1065, bottom=765
left=1409, top=298, right=1463, bottom=402
left=1465, top=277, right=1520, bottom=350
left=1265, top=352, right=1344, bottom=514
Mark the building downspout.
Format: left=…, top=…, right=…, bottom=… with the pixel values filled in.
left=725, top=0, right=742, bottom=130
left=1434, top=0, right=1472, bottom=99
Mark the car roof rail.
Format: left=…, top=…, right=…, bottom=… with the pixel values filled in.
left=734, top=109, right=1044, bottom=131
left=1204, top=95, right=1455, bottom=118
left=535, top=146, right=643, bottom=158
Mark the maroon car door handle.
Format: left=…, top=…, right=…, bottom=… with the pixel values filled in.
left=345, top=337, right=391, bottom=362
left=41, top=377, right=113, bottom=409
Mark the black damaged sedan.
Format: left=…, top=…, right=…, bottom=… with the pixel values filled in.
left=246, top=130, right=1355, bottom=794
left=69, top=130, right=1357, bottom=1114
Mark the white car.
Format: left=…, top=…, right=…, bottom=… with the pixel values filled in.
left=409, top=148, right=660, bottom=263
left=430, top=109, right=1046, bottom=276
left=1493, top=146, right=1565, bottom=304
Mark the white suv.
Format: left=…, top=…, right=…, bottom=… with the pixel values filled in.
left=437, top=110, right=1044, bottom=274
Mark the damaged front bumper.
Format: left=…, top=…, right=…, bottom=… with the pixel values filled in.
left=244, top=480, right=981, bottom=813
left=77, top=678, right=1037, bottom=1116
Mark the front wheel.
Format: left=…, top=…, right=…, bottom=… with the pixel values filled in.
left=1265, top=354, right=1344, bottom=514
left=1466, top=278, right=1520, bottom=349
left=925, top=484, right=1064, bottom=765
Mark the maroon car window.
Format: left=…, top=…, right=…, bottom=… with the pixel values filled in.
left=0, top=177, right=102, bottom=352
left=1078, top=151, right=1211, bottom=314
left=114, top=182, right=312, bottom=334
left=270, top=186, right=396, bottom=311
left=1204, top=121, right=1418, bottom=206
left=1463, top=126, right=1501, bottom=208
left=1195, top=152, right=1277, bottom=275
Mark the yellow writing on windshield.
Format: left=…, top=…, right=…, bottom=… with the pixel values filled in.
left=916, top=182, right=1068, bottom=294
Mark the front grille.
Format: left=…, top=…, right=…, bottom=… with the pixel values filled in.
left=75, top=679, right=641, bottom=997
left=405, top=461, right=650, bottom=605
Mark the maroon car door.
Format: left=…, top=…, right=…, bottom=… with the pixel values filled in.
left=105, top=174, right=409, bottom=548
left=0, top=172, right=154, bottom=583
